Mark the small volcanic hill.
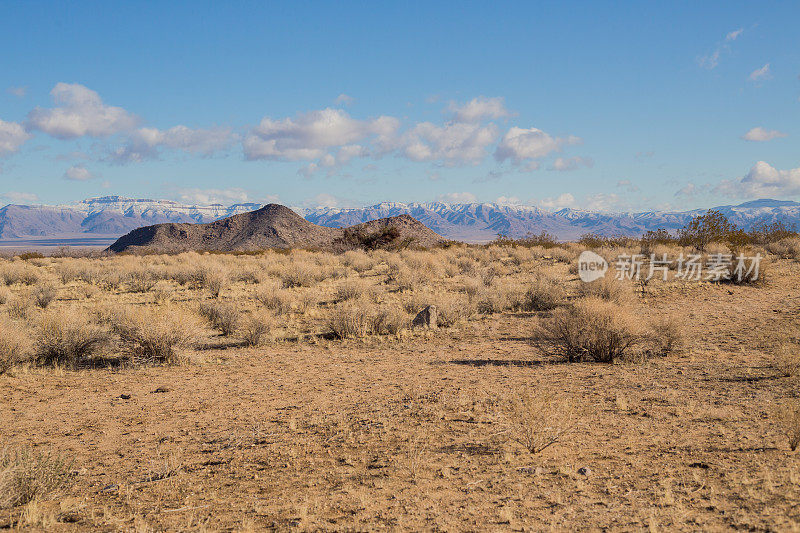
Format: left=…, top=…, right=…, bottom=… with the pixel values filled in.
left=107, top=204, right=446, bottom=253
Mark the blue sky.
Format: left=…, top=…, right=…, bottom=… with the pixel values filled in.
left=0, top=1, right=798, bottom=212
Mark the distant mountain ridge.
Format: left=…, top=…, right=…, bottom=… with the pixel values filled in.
left=1, top=196, right=799, bottom=242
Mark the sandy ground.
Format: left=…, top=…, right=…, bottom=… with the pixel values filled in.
left=1, top=257, right=800, bottom=531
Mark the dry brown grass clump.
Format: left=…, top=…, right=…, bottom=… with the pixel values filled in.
left=0, top=447, right=73, bottom=509
left=31, top=284, right=57, bottom=309
left=239, top=313, right=273, bottom=347
left=198, top=301, right=240, bottom=336
left=577, top=275, right=632, bottom=304
left=32, top=311, right=110, bottom=368
left=0, top=287, right=9, bottom=305
left=777, top=401, right=800, bottom=451
left=522, top=273, right=566, bottom=311
left=0, top=320, right=29, bottom=375
left=1, top=262, right=40, bottom=286
left=535, top=297, right=646, bottom=363
left=109, top=306, right=200, bottom=365
left=328, top=301, right=372, bottom=339
left=335, top=279, right=369, bottom=302
left=506, top=392, right=575, bottom=454
left=6, top=296, right=31, bottom=320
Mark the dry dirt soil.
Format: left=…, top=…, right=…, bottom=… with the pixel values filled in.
left=2, top=253, right=800, bottom=531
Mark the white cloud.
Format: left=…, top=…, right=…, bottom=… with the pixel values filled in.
left=616, top=179, right=640, bottom=193
left=334, top=94, right=355, bottom=105
left=726, top=28, right=744, bottom=41
left=6, top=86, right=27, bottom=98
left=301, top=192, right=359, bottom=209
left=536, top=193, right=575, bottom=209
left=27, top=83, right=138, bottom=139
left=741, top=126, right=787, bottom=142
left=494, top=126, right=580, bottom=164
left=399, top=122, right=498, bottom=165
left=714, top=161, right=800, bottom=198
left=584, top=193, right=623, bottom=212
left=63, top=164, right=97, bottom=181
left=448, top=96, right=511, bottom=123
left=436, top=192, right=478, bottom=204
left=548, top=156, right=594, bottom=171
left=243, top=108, right=399, bottom=161
left=176, top=187, right=252, bottom=205
left=1, top=191, right=38, bottom=203
left=748, top=63, right=771, bottom=82
left=494, top=195, right=522, bottom=206
left=0, top=119, right=32, bottom=156
left=698, top=49, right=721, bottom=70
left=107, top=125, right=236, bottom=163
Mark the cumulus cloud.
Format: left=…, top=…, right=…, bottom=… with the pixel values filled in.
left=107, top=125, right=236, bottom=163
left=448, top=96, right=511, bottom=123
left=6, top=86, right=27, bottom=98
left=300, top=192, right=361, bottom=209
left=536, top=193, right=576, bottom=209
left=616, top=179, right=640, bottom=193
left=243, top=108, right=399, bottom=162
left=714, top=161, right=800, bottom=198
left=399, top=122, right=498, bottom=165
left=494, top=127, right=579, bottom=165
left=334, top=94, right=355, bottom=105
left=698, top=29, right=744, bottom=69
left=494, top=196, right=522, bottom=206
left=176, top=187, right=252, bottom=205
left=585, top=193, right=624, bottom=212
left=63, top=164, right=97, bottom=181
left=0, top=119, right=32, bottom=156
left=741, top=127, right=787, bottom=142
left=1, top=191, right=38, bottom=203
left=748, top=63, right=771, bottom=82
left=436, top=192, right=478, bottom=204
left=27, top=83, right=138, bottom=139
left=548, top=156, right=594, bottom=171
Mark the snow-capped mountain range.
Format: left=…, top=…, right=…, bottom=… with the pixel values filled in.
left=0, top=196, right=798, bottom=242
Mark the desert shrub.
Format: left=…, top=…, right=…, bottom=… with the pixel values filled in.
left=646, top=317, right=683, bottom=357
left=506, top=393, right=575, bottom=454
left=749, top=220, right=797, bottom=244
left=343, top=250, right=374, bottom=273
left=678, top=210, right=749, bottom=250
left=372, top=307, right=409, bottom=335
left=257, top=287, right=296, bottom=315
left=31, top=284, right=57, bottom=309
left=522, top=273, right=566, bottom=311
left=109, top=307, right=199, bottom=365
left=198, top=302, right=240, bottom=336
left=577, top=275, right=631, bottom=304
left=239, top=313, right=272, bottom=347
left=6, top=297, right=30, bottom=320
left=0, top=288, right=9, bottom=305
left=0, top=320, right=29, bottom=375
left=125, top=269, right=156, bottom=293
left=548, top=247, right=577, bottom=264
left=1, top=263, right=39, bottom=286
left=776, top=343, right=800, bottom=377
left=777, top=401, right=800, bottom=451
left=280, top=264, right=315, bottom=288
left=0, top=447, right=73, bottom=509
left=579, top=233, right=630, bottom=249
left=640, top=229, right=676, bottom=255
left=335, top=280, right=368, bottom=303
left=328, top=301, right=372, bottom=339
left=388, top=263, right=423, bottom=292
left=436, top=293, right=474, bottom=327
left=535, top=297, right=646, bottom=363
left=32, top=311, right=110, bottom=368
left=200, top=267, right=227, bottom=297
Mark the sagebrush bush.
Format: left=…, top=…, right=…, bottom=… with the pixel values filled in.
left=577, top=275, right=632, bottom=304
left=0, top=320, right=29, bottom=375
left=240, top=313, right=272, bottom=347
left=328, top=301, right=371, bottom=339
left=198, top=301, right=240, bottom=336
left=335, top=280, right=368, bottom=302
left=506, top=392, right=575, bottom=454
left=32, top=311, right=109, bottom=368
left=535, top=297, right=646, bottom=363
left=0, top=447, right=73, bottom=509
left=257, top=287, right=295, bottom=315
left=435, top=293, right=474, bottom=327
left=125, top=269, right=156, bottom=293
left=109, top=306, right=199, bottom=365
left=372, top=307, right=409, bottom=335
left=6, top=297, right=30, bottom=320
left=1, top=263, right=39, bottom=286
left=31, top=284, right=57, bottom=309
left=522, top=274, right=566, bottom=311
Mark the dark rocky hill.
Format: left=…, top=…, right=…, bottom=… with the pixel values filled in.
left=107, top=204, right=445, bottom=253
